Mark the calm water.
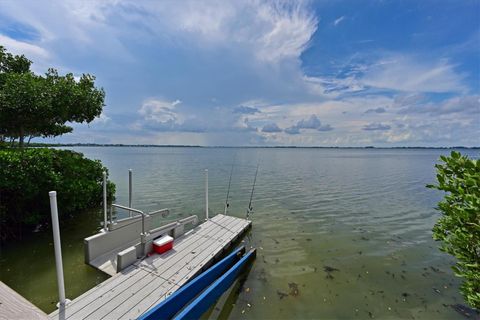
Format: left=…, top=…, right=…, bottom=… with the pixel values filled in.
left=1, top=147, right=477, bottom=319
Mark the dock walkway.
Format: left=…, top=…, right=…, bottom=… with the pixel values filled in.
left=0, top=281, right=48, bottom=320
left=49, top=214, right=251, bottom=320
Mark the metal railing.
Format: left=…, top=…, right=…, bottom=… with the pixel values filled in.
left=111, top=204, right=146, bottom=235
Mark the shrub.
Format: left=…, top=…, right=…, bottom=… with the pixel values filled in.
left=0, top=148, right=115, bottom=241
left=428, top=151, right=480, bottom=309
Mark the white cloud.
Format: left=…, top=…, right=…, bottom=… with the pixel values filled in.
left=362, top=56, right=467, bottom=93
left=1, top=1, right=317, bottom=65
left=333, top=16, right=345, bottom=26
left=0, top=34, right=50, bottom=62
left=398, top=95, right=480, bottom=116
left=91, top=112, right=111, bottom=125
left=3, top=1, right=476, bottom=147
left=138, top=98, right=182, bottom=123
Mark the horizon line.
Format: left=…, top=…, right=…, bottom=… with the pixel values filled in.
left=28, top=143, right=480, bottom=149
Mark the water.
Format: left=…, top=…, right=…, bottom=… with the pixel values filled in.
left=1, top=147, right=477, bottom=319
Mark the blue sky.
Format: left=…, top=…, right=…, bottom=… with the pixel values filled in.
left=0, top=0, right=479, bottom=146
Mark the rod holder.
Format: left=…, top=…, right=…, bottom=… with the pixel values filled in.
left=103, top=171, right=107, bottom=232
left=48, top=191, right=69, bottom=307
left=205, top=169, right=209, bottom=220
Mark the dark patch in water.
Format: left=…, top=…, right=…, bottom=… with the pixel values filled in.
left=430, top=266, right=443, bottom=273
left=450, top=304, right=480, bottom=319
left=324, top=265, right=339, bottom=280
left=324, top=266, right=339, bottom=273
left=288, top=282, right=300, bottom=297
left=277, top=290, right=288, bottom=300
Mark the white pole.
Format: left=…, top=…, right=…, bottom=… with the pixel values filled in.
left=103, top=171, right=107, bottom=231
left=128, top=169, right=132, bottom=217
left=48, top=191, right=67, bottom=307
left=205, top=169, right=209, bottom=220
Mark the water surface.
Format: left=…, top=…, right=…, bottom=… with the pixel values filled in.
left=1, top=147, right=476, bottom=319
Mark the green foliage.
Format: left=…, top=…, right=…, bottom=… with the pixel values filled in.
left=428, top=151, right=480, bottom=309
left=0, top=46, right=105, bottom=146
left=0, top=148, right=115, bottom=241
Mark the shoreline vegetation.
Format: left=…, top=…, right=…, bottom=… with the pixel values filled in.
left=23, top=142, right=480, bottom=149
left=0, top=148, right=115, bottom=242
left=0, top=46, right=115, bottom=242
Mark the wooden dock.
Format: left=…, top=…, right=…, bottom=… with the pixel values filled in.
left=0, top=281, right=48, bottom=320
left=49, top=214, right=251, bottom=320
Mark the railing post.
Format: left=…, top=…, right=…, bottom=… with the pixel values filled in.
left=103, top=171, right=108, bottom=232
left=140, top=211, right=147, bottom=257
left=205, top=169, right=209, bottom=220
left=128, top=169, right=133, bottom=217
left=48, top=191, right=68, bottom=307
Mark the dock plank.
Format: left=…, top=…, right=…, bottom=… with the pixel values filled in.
left=49, top=214, right=251, bottom=320
left=0, top=281, right=48, bottom=320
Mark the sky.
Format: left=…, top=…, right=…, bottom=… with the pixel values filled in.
left=0, top=0, right=479, bottom=147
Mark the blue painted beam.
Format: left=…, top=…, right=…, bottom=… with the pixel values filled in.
left=139, top=246, right=246, bottom=320
left=174, top=249, right=257, bottom=320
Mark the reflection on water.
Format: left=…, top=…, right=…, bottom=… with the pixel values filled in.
left=1, top=147, right=476, bottom=318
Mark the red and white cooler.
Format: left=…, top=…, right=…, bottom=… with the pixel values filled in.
left=153, top=235, right=174, bottom=254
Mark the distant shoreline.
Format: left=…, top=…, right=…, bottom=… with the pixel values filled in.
left=28, top=143, right=480, bottom=149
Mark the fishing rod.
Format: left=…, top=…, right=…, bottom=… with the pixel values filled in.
left=246, top=162, right=259, bottom=220
left=224, top=155, right=235, bottom=215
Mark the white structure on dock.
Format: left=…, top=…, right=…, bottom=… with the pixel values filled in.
left=49, top=214, right=251, bottom=320
left=45, top=169, right=252, bottom=320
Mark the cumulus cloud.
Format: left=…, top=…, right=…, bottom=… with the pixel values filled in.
left=296, top=114, right=322, bottom=129
left=284, top=114, right=334, bottom=134
left=2, top=0, right=476, bottom=147
left=234, top=118, right=258, bottom=132
left=284, top=126, right=300, bottom=134
left=262, top=122, right=282, bottom=133
left=139, top=98, right=181, bottom=123
left=362, top=123, right=391, bottom=131
left=91, top=112, right=111, bottom=124
left=317, top=124, right=333, bottom=131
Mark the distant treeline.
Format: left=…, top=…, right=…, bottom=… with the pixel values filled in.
left=22, top=143, right=480, bottom=149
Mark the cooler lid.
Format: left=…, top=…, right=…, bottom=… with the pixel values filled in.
left=154, top=235, right=173, bottom=246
